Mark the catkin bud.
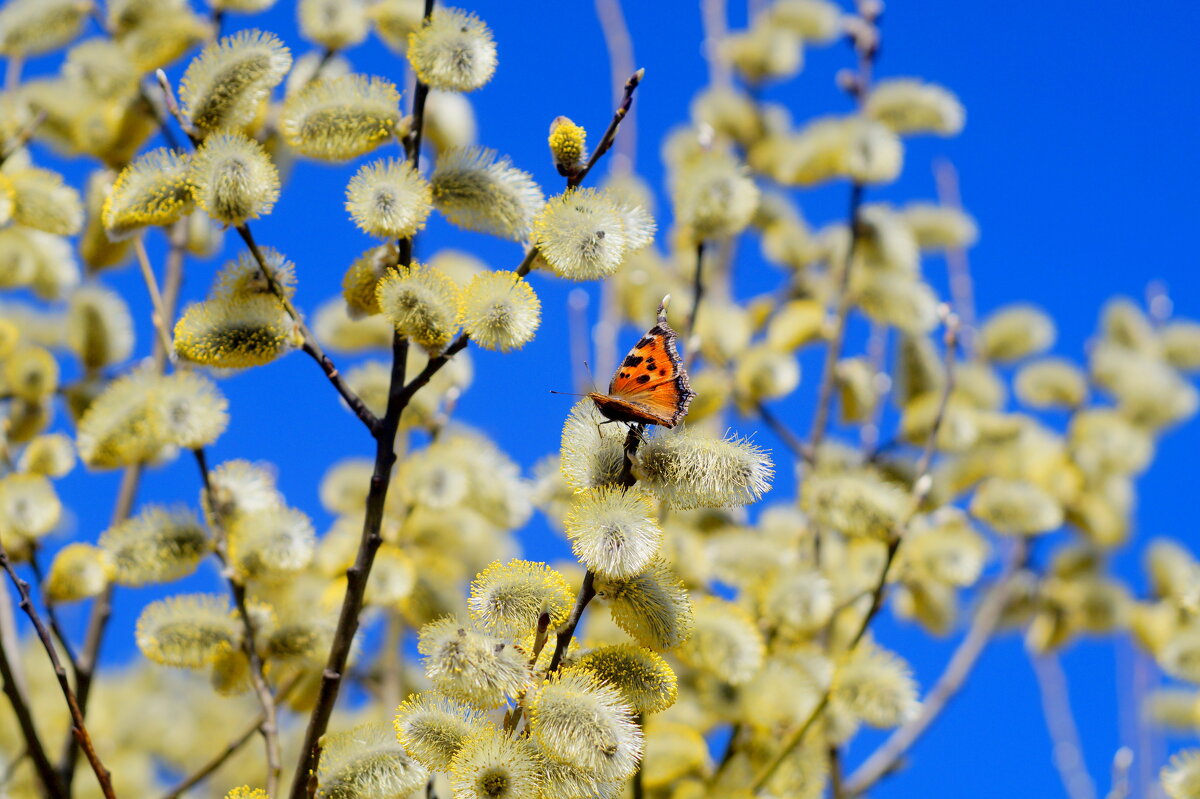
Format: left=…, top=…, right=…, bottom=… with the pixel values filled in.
left=672, top=152, right=760, bottom=239
left=0, top=474, right=61, bottom=543
left=768, top=0, right=842, bottom=42
left=317, top=721, right=429, bottom=799
left=100, top=505, right=210, bottom=586
left=0, top=0, right=90, bottom=57
left=559, top=399, right=627, bottom=490
left=548, top=116, right=588, bottom=175
left=564, top=485, right=664, bottom=579
left=678, top=597, right=765, bottom=685
left=865, top=78, right=965, bottom=137
left=1162, top=750, right=1200, bottom=799
left=103, top=148, right=194, bottom=240
left=394, top=692, right=487, bottom=771
left=418, top=616, right=531, bottom=708
left=801, top=471, right=907, bottom=540
left=8, top=167, right=84, bottom=235
left=66, top=285, right=134, bottom=369
left=527, top=668, right=644, bottom=781
left=4, top=346, right=59, bottom=401
left=188, top=132, right=280, bottom=225
left=468, top=559, right=573, bottom=637
left=534, top=188, right=632, bottom=280
left=979, top=304, right=1056, bottom=362
left=449, top=727, right=542, bottom=799
left=594, top=557, right=694, bottom=651
left=298, top=0, right=368, bottom=51
left=19, top=433, right=75, bottom=477
left=174, top=294, right=295, bottom=368
left=969, top=477, right=1064, bottom=535
left=899, top=202, right=978, bottom=250
left=406, top=7, right=497, bottom=92
left=227, top=506, right=316, bottom=580
left=281, top=74, right=402, bottom=161
left=346, top=157, right=433, bottom=239
left=431, top=146, right=544, bottom=241
left=375, top=264, right=463, bottom=353
left=135, top=594, right=240, bottom=668
left=575, top=644, right=678, bottom=715
left=45, top=543, right=112, bottom=602
left=460, top=271, right=541, bottom=352
left=180, top=29, right=292, bottom=135
left=636, top=427, right=774, bottom=510
left=1015, top=358, right=1088, bottom=409
left=833, top=644, right=920, bottom=728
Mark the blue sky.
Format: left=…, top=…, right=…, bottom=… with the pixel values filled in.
left=9, top=0, right=1200, bottom=796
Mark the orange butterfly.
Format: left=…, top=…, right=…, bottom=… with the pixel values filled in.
left=589, top=296, right=696, bottom=428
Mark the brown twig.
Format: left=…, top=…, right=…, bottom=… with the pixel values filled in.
left=0, top=614, right=63, bottom=798
left=843, top=538, right=1030, bottom=795
left=0, top=541, right=117, bottom=799
left=28, top=548, right=79, bottom=672
left=568, top=68, right=644, bottom=189
left=235, top=224, right=381, bottom=435
left=0, top=109, right=46, bottom=166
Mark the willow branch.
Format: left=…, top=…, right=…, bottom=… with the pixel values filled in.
left=0, top=613, right=62, bottom=799
left=235, top=224, right=381, bottom=434
left=933, top=159, right=977, bottom=358
left=843, top=538, right=1030, bottom=796
left=568, top=68, right=644, bottom=189
left=807, top=182, right=865, bottom=461
left=593, top=0, right=637, bottom=169
left=548, top=426, right=642, bottom=675
left=1032, top=652, right=1099, bottom=799
left=0, top=542, right=117, bottom=799
left=752, top=317, right=959, bottom=793
left=0, top=109, right=45, bottom=166
left=28, top=549, right=78, bottom=673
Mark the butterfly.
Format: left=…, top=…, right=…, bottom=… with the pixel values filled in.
left=588, top=296, right=696, bottom=428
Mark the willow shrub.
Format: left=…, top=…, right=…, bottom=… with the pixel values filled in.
left=0, top=2, right=1196, bottom=799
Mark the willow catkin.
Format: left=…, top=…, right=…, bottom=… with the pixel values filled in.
left=280, top=74, right=402, bottom=161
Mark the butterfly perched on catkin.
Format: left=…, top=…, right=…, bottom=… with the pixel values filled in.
left=589, top=296, right=696, bottom=428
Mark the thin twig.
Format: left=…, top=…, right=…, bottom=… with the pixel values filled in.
left=133, top=236, right=177, bottom=358
left=0, top=541, right=117, bottom=799
left=0, top=110, right=46, bottom=166
left=807, top=182, right=865, bottom=461
left=751, top=317, right=959, bottom=793
left=235, top=224, right=381, bottom=435
left=700, top=0, right=731, bottom=87
left=28, top=548, right=79, bottom=672
left=933, top=159, right=977, bottom=358
left=685, top=241, right=705, bottom=369
left=756, top=401, right=812, bottom=463
left=843, top=538, right=1030, bottom=795
left=1031, top=652, right=1099, bottom=799
left=568, top=68, right=644, bottom=189
left=0, top=617, right=63, bottom=798
left=592, top=0, right=638, bottom=170
left=195, top=446, right=283, bottom=799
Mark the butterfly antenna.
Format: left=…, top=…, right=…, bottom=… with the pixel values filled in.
left=549, top=389, right=589, bottom=398
left=583, top=360, right=599, bottom=392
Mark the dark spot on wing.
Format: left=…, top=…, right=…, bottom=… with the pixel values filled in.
left=658, top=369, right=666, bottom=375
left=635, top=337, right=655, bottom=350
left=619, top=372, right=630, bottom=379
left=636, top=374, right=651, bottom=384
left=623, top=354, right=644, bottom=368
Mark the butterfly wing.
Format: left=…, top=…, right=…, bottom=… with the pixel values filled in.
left=603, top=303, right=696, bottom=427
